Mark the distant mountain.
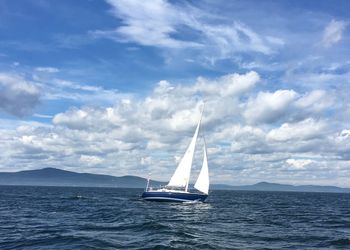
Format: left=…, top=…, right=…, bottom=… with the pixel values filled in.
left=211, top=181, right=350, bottom=193
left=0, top=168, right=349, bottom=193
left=0, top=167, right=165, bottom=188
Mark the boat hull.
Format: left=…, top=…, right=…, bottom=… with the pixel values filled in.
left=142, top=191, right=208, bottom=202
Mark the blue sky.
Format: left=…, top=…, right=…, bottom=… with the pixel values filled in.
left=0, top=0, right=350, bottom=187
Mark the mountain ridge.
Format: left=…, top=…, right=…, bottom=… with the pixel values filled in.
left=0, top=167, right=349, bottom=193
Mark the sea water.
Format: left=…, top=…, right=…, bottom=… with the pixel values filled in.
left=1, top=186, right=349, bottom=249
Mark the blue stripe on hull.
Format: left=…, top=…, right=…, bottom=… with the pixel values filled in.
left=141, top=191, right=208, bottom=202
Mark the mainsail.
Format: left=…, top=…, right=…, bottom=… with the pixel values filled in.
left=194, top=144, right=209, bottom=195
left=167, top=111, right=202, bottom=191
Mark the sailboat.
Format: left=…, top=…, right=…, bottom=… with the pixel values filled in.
left=141, top=108, right=209, bottom=202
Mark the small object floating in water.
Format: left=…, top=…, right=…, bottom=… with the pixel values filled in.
left=69, top=195, right=86, bottom=200
left=142, top=106, right=209, bottom=202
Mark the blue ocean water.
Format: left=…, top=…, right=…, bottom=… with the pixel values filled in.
left=0, top=186, right=349, bottom=249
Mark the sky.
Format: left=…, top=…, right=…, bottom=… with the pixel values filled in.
left=0, top=0, right=350, bottom=187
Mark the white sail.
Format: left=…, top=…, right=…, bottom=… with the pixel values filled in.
left=194, top=144, right=209, bottom=194
left=167, top=111, right=202, bottom=191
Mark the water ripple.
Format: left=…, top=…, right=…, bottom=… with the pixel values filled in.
left=0, top=186, right=349, bottom=249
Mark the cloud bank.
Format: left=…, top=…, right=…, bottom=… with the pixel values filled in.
left=1, top=70, right=349, bottom=187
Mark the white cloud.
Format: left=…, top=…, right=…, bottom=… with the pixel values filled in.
left=0, top=73, right=41, bottom=117
left=53, top=106, right=125, bottom=132
left=286, top=159, right=314, bottom=169
left=198, top=22, right=280, bottom=59
left=93, top=0, right=198, bottom=49
left=33, top=113, right=53, bottom=119
left=79, top=155, right=104, bottom=166
left=194, top=71, right=260, bottom=97
left=35, top=67, right=59, bottom=73
left=267, top=118, right=326, bottom=142
left=322, top=19, right=347, bottom=47
left=242, top=87, right=336, bottom=125
left=92, top=0, right=283, bottom=62
left=243, top=90, right=297, bottom=124
left=217, top=124, right=268, bottom=154
left=295, top=90, right=332, bottom=112
left=140, top=156, right=152, bottom=166
left=33, top=77, right=127, bottom=105
left=339, top=129, right=350, bottom=139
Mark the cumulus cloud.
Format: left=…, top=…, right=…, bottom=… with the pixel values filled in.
left=53, top=107, right=117, bottom=131
left=52, top=71, right=260, bottom=133
left=219, top=124, right=269, bottom=154
left=242, top=88, right=336, bottom=125
left=194, top=71, right=260, bottom=97
left=0, top=73, right=41, bottom=117
left=322, top=19, right=347, bottom=48
left=294, top=90, right=332, bottom=112
left=267, top=118, right=326, bottom=142
left=243, top=90, right=297, bottom=124
left=1, top=71, right=262, bottom=178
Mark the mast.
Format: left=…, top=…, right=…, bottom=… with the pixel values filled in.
left=145, top=177, right=150, bottom=191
